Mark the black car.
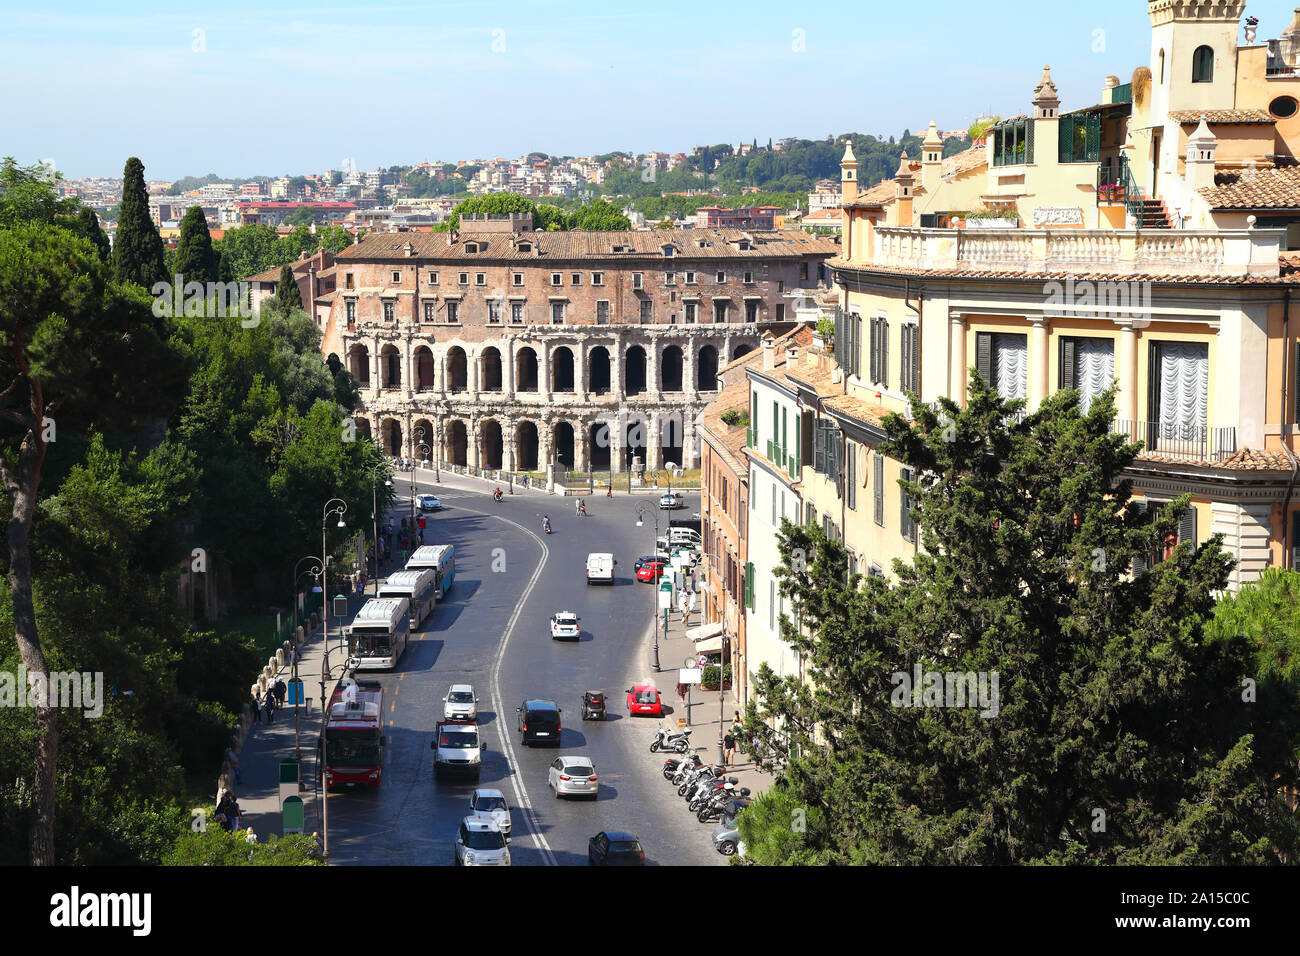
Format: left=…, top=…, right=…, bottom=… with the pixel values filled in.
left=589, top=830, right=646, bottom=866
left=634, top=553, right=670, bottom=572
left=582, top=691, right=606, bottom=721
left=517, top=699, right=562, bottom=747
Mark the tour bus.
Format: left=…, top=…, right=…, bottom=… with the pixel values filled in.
left=342, top=597, right=411, bottom=671
left=407, top=544, right=456, bottom=600
left=323, top=678, right=385, bottom=788
left=377, top=567, right=438, bottom=629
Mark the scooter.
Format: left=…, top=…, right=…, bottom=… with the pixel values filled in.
left=699, top=789, right=751, bottom=824
left=683, top=770, right=729, bottom=804
left=678, top=763, right=718, bottom=796
left=649, top=727, right=693, bottom=754
left=689, top=776, right=737, bottom=812
left=663, top=753, right=702, bottom=782
left=493, top=489, right=503, bottom=503
left=544, top=521, right=552, bottom=535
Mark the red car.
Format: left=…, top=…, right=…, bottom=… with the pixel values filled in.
left=626, top=684, right=662, bottom=716
left=636, top=560, right=667, bottom=583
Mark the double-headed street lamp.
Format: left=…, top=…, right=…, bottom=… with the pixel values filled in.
left=634, top=504, right=662, bottom=672
left=318, top=497, right=347, bottom=861
left=292, top=555, right=323, bottom=772
left=371, top=463, right=391, bottom=595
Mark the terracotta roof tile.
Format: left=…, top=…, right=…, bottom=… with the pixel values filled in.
left=822, top=394, right=892, bottom=428
left=831, top=255, right=1300, bottom=285
left=844, top=146, right=985, bottom=209
left=1169, top=109, right=1275, bottom=125
left=1199, top=165, right=1300, bottom=209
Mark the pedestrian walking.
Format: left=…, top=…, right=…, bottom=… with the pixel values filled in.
left=687, top=589, right=697, bottom=619
left=274, top=676, right=287, bottom=709
left=225, top=745, right=242, bottom=785
left=579, top=499, right=588, bottom=517
left=522, top=475, right=529, bottom=489
left=250, top=691, right=262, bottom=724
left=358, top=572, right=366, bottom=593
left=575, top=497, right=581, bottom=517
left=723, top=731, right=736, bottom=766
left=263, top=691, right=275, bottom=724
left=245, top=826, right=258, bottom=845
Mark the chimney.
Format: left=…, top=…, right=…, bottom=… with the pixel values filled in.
left=920, top=121, right=944, bottom=195
left=894, top=152, right=915, bottom=227
left=1185, top=115, right=1218, bottom=192
left=762, top=334, right=776, bottom=370
left=786, top=344, right=798, bottom=366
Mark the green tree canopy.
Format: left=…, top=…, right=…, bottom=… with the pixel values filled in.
left=111, top=157, right=166, bottom=289
left=172, top=206, right=218, bottom=284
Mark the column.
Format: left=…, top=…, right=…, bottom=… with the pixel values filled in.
left=403, top=336, right=413, bottom=399
left=723, top=334, right=734, bottom=367
left=539, top=342, right=551, bottom=403
left=611, top=332, right=624, bottom=397
left=948, top=312, right=966, bottom=404
left=578, top=428, right=590, bottom=473
left=468, top=419, right=481, bottom=470
left=684, top=416, right=700, bottom=469
left=649, top=414, right=663, bottom=469
left=504, top=340, right=515, bottom=397
left=468, top=347, right=479, bottom=399
left=372, top=337, right=382, bottom=397
left=503, top=429, right=516, bottom=473
left=577, top=341, right=588, bottom=402
left=1030, top=316, right=1050, bottom=411
left=685, top=345, right=698, bottom=400
left=1117, top=321, right=1139, bottom=426
left=648, top=339, right=661, bottom=401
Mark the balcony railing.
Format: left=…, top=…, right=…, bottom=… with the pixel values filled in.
left=1112, top=420, right=1237, bottom=463
left=861, top=226, right=1282, bottom=278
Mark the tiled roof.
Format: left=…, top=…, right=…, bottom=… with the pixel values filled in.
left=783, top=359, right=838, bottom=397
left=831, top=255, right=1300, bottom=285
left=844, top=146, right=985, bottom=209
left=1201, top=447, right=1291, bottom=471
left=1169, top=109, right=1275, bottom=125
left=942, top=146, right=987, bottom=180
left=336, top=228, right=839, bottom=262
left=1198, top=165, right=1300, bottom=209
left=822, top=394, right=892, bottom=429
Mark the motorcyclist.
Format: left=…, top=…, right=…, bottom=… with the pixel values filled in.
left=493, top=487, right=503, bottom=502
left=543, top=514, right=551, bottom=534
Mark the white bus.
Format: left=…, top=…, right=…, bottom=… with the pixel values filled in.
left=407, top=544, right=456, bottom=601
left=344, top=598, right=411, bottom=671
left=378, top=568, right=438, bottom=629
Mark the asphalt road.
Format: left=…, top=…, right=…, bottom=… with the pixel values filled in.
left=325, top=479, right=725, bottom=866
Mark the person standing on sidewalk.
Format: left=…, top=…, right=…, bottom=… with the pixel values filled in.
left=723, top=730, right=736, bottom=766
left=263, top=690, right=275, bottom=724
left=225, top=745, right=242, bottom=784
left=250, top=690, right=262, bottom=725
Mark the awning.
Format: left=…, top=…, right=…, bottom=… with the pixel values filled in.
left=695, top=635, right=723, bottom=654
left=686, top=621, right=723, bottom=643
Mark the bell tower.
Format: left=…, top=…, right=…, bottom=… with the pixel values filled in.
left=1147, top=0, right=1244, bottom=117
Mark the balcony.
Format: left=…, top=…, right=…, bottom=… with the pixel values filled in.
left=862, top=227, right=1283, bottom=278
left=1113, top=420, right=1237, bottom=464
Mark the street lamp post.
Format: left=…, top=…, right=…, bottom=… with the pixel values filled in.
left=371, top=463, right=390, bottom=595
left=718, top=631, right=731, bottom=764
left=319, top=497, right=347, bottom=860
left=292, top=556, right=322, bottom=773
left=634, top=504, right=661, bottom=672
left=414, top=440, right=431, bottom=547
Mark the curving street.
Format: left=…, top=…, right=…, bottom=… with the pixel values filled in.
left=325, top=474, right=725, bottom=866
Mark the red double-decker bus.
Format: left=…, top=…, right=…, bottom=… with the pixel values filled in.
left=322, top=679, right=385, bottom=788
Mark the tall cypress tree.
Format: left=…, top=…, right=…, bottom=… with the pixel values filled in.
left=172, top=205, right=218, bottom=284
left=111, top=156, right=167, bottom=289
left=68, top=207, right=111, bottom=261
left=272, top=264, right=302, bottom=314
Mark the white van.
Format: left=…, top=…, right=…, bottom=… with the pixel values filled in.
left=586, top=552, right=616, bottom=585
left=669, top=527, right=701, bottom=547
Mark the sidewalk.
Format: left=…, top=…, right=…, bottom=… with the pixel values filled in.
left=649, top=594, right=770, bottom=803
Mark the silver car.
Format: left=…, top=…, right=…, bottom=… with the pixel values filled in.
left=454, top=816, right=510, bottom=866
left=443, top=684, right=478, bottom=722
left=548, top=755, right=598, bottom=800
left=469, top=788, right=511, bottom=840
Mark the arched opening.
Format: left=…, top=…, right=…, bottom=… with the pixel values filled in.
left=1192, top=45, right=1213, bottom=83
left=660, top=345, right=683, bottom=392
left=731, top=343, right=753, bottom=362
left=588, top=346, right=611, bottom=394
left=380, top=345, right=401, bottom=389
left=515, top=421, right=540, bottom=471
left=589, top=421, right=611, bottom=472
left=516, top=347, right=539, bottom=392
left=554, top=421, right=575, bottom=469
left=348, top=344, right=370, bottom=385
left=625, top=345, right=647, bottom=395
left=447, top=347, right=468, bottom=392
left=480, top=419, right=504, bottom=470
left=382, top=418, right=402, bottom=457
left=697, top=345, right=719, bottom=391
left=415, top=346, right=435, bottom=391
left=659, top=412, right=684, bottom=468
left=625, top=418, right=648, bottom=470
left=481, top=346, right=503, bottom=392
left=446, top=420, right=468, bottom=466
left=412, top=418, right=433, bottom=462
left=354, top=417, right=372, bottom=441
left=552, top=346, right=575, bottom=392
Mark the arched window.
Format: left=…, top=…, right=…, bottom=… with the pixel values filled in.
left=1157, top=49, right=1165, bottom=84
left=1192, top=45, right=1214, bottom=83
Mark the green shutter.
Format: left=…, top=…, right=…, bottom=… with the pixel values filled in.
left=900, top=324, right=912, bottom=392
left=1179, top=504, right=1196, bottom=549
left=900, top=467, right=914, bottom=542
left=975, top=331, right=992, bottom=384
left=1133, top=500, right=1150, bottom=572
left=874, top=453, right=885, bottom=525
left=910, top=325, right=920, bottom=395
left=1059, top=336, right=1076, bottom=392
left=1294, top=342, right=1300, bottom=423
left=881, top=320, right=889, bottom=389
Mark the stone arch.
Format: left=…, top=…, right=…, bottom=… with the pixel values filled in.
left=412, top=418, right=433, bottom=462
left=354, top=417, right=372, bottom=441
left=380, top=344, right=401, bottom=389
left=588, top=345, right=611, bottom=394
left=446, top=346, right=468, bottom=392
left=481, top=346, right=503, bottom=392
left=415, top=346, right=435, bottom=391
left=480, top=419, right=504, bottom=470
left=697, top=344, right=719, bottom=391
left=553, top=420, right=576, bottom=469
left=625, top=415, right=648, bottom=470
left=381, top=418, right=402, bottom=457
left=658, top=411, right=684, bottom=467
left=589, top=421, right=611, bottom=472
left=552, top=346, right=575, bottom=392
left=660, top=345, right=684, bottom=392
left=516, top=346, right=539, bottom=391
left=515, top=420, right=540, bottom=471
left=731, top=342, right=753, bottom=362
left=625, top=345, right=647, bottom=395
left=348, top=343, right=370, bottom=385
left=446, top=419, right=468, bottom=466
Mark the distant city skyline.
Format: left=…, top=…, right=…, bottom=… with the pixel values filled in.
left=3, top=0, right=1167, bottom=180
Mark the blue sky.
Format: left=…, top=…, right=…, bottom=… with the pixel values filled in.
left=1, top=0, right=1166, bottom=180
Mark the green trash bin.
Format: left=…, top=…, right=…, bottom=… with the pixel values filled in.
left=282, top=795, right=305, bottom=835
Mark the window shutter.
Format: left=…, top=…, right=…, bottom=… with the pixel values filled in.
left=801, top=410, right=813, bottom=467
left=1147, top=341, right=1161, bottom=424
left=1294, top=342, right=1300, bottom=423
left=975, top=331, right=992, bottom=385
left=834, top=305, right=845, bottom=366
left=1178, top=505, right=1196, bottom=549
left=846, top=441, right=856, bottom=511
left=869, top=317, right=879, bottom=382
left=874, top=453, right=885, bottom=525
left=855, top=316, right=863, bottom=378
left=881, top=319, right=889, bottom=389
left=910, top=325, right=920, bottom=395
left=814, top=421, right=824, bottom=473
left=1026, top=120, right=1035, bottom=164
left=1059, top=336, right=1076, bottom=392
left=1133, top=500, right=1150, bottom=572
left=900, top=467, right=914, bottom=542
left=900, top=324, right=912, bottom=392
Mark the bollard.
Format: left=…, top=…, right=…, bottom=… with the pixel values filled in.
left=267, top=655, right=278, bottom=673
left=294, top=626, right=305, bottom=646
left=282, top=640, right=292, bottom=659
left=275, top=648, right=286, bottom=669
left=258, top=674, right=269, bottom=694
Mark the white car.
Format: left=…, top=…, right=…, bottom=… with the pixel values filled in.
left=443, top=684, right=478, bottom=722
left=550, top=611, right=581, bottom=641
left=454, top=816, right=510, bottom=866
left=416, top=493, right=441, bottom=511
left=469, top=788, right=511, bottom=840
left=548, top=755, right=598, bottom=800
left=659, top=492, right=684, bottom=510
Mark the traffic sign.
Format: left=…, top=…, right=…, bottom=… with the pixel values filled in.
left=332, top=595, right=348, bottom=617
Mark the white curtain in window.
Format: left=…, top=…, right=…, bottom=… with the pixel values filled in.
left=992, top=333, right=1027, bottom=401
left=1076, top=339, right=1114, bottom=413
left=1157, top=342, right=1208, bottom=437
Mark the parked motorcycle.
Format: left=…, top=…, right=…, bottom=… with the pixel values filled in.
left=688, top=776, right=737, bottom=812
left=663, top=753, right=702, bottom=782
left=649, top=727, right=693, bottom=754
left=684, top=771, right=731, bottom=807
left=699, top=788, right=751, bottom=823
left=678, top=764, right=718, bottom=797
